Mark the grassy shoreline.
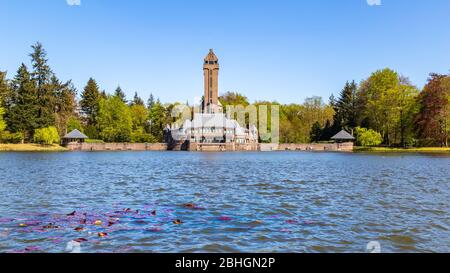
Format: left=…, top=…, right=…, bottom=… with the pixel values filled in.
left=354, top=146, right=450, bottom=153
left=0, top=144, right=68, bottom=152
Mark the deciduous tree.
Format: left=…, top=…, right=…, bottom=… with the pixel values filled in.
left=359, top=68, right=419, bottom=146
left=148, top=100, right=166, bottom=142
left=0, top=72, right=7, bottom=132
left=0, top=71, right=9, bottom=108
left=415, top=74, right=450, bottom=147
left=279, top=97, right=334, bottom=143
left=0, top=105, right=5, bottom=132
left=53, top=76, right=77, bottom=136
left=67, top=116, right=84, bottom=133
left=219, top=91, right=250, bottom=111
left=130, top=104, right=149, bottom=131
left=98, top=96, right=132, bottom=142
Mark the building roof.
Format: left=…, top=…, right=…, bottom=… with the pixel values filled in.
left=63, top=129, right=88, bottom=139
left=204, top=49, right=218, bottom=62
left=190, top=113, right=237, bottom=129
left=331, top=130, right=355, bottom=140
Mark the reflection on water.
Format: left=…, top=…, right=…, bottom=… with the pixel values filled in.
left=0, top=151, right=449, bottom=253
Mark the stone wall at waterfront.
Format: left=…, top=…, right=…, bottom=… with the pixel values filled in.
left=66, top=142, right=168, bottom=151
left=189, top=142, right=259, bottom=152
left=65, top=142, right=353, bottom=152
left=277, top=142, right=354, bottom=152
left=185, top=142, right=352, bottom=152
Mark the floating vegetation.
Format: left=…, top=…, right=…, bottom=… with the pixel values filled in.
left=74, top=226, right=85, bottom=232
left=43, top=223, right=60, bottom=229
left=0, top=203, right=316, bottom=253
left=98, top=232, right=108, bottom=238
left=183, top=203, right=196, bottom=209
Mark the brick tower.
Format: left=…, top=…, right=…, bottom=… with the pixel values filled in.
left=203, top=49, right=220, bottom=113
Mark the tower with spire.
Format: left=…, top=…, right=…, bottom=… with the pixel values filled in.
left=203, top=49, right=221, bottom=113
left=163, top=49, right=258, bottom=151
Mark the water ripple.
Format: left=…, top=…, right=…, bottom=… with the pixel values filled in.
left=0, top=151, right=449, bottom=253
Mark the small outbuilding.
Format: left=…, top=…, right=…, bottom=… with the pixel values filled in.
left=331, top=130, right=355, bottom=143
left=62, top=129, right=88, bottom=145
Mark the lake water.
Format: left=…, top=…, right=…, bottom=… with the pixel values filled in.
left=0, top=151, right=449, bottom=253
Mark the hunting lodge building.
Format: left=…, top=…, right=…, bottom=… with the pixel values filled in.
left=164, top=49, right=259, bottom=151
left=65, top=49, right=354, bottom=152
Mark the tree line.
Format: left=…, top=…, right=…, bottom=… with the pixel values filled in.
left=319, top=69, right=450, bottom=147
left=0, top=43, right=449, bottom=147
left=0, top=43, right=174, bottom=144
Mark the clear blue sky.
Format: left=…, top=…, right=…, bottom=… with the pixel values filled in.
left=1, top=0, right=450, bottom=104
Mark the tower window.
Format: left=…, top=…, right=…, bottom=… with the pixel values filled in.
left=209, top=61, right=214, bottom=64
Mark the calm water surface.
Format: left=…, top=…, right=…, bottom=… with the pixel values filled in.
left=0, top=151, right=449, bottom=253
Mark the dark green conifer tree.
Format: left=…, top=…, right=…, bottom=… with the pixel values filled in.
left=80, top=78, right=101, bottom=126
left=310, top=121, right=323, bottom=142
left=131, top=92, right=144, bottom=106
left=30, top=42, right=55, bottom=128
left=7, top=64, right=39, bottom=140
left=114, top=86, right=127, bottom=103
left=147, top=93, right=155, bottom=109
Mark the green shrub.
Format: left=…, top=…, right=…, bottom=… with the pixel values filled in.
left=0, top=106, right=5, bottom=132
left=34, top=126, right=60, bottom=145
left=67, top=117, right=84, bottom=133
left=83, top=125, right=98, bottom=140
left=98, top=96, right=132, bottom=142
left=131, top=129, right=157, bottom=143
left=355, top=127, right=383, bottom=147
left=0, top=131, right=24, bottom=144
